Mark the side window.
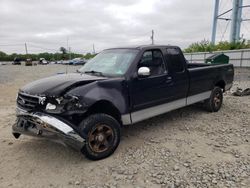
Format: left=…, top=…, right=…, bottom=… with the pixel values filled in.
left=140, top=51, right=153, bottom=66
left=165, top=48, right=184, bottom=72
left=139, top=50, right=166, bottom=76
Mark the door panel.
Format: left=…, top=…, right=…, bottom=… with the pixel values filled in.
left=164, top=47, right=189, bottom=99
left=130, top=49, right=174, bottom=112
left=131, top=74, right=175, bottom=111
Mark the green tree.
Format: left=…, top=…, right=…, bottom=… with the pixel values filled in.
left=184, top=39, right=250, bottom=53
left=59, top=47, right=67, bottom=54
left=0, top=51, right=7, bottom=61
left=59, top=47, right=68, bottom=60
left=84, top=52, right=96, bottom=59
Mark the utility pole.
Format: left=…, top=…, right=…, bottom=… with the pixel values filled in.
left=151, top=30, right=154, bottom=45
left=66, top=36, right=71, bottom=60
left=69, top=47, right=71, bottom=60
left=93, top=44, right=95, bottom=54
left=66, top=36, right=69, bottom=50
left=25, top=43, right=28, bottom=54
left=211, top=0, right=220, bottom=44
left=66, top=36, right=69, bottom=74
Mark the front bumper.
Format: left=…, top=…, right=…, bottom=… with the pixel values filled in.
left=12, top=108, right=85, bottom=150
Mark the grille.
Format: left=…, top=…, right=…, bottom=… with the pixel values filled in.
left=17, top=92, right=39, bottom=111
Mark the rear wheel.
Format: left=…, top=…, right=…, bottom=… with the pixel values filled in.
left=79, top=113, right=120, bottom=160
left=205, top=87, right=223, bottom=112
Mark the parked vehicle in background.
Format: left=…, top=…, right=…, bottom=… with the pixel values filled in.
left=39, top=58, right=48, bottom=65
left=25, top=59, right=32, bottom=66
left=73, top=58, right=86, bottom=66
left=12, top=45, right=234, bottom=160
left=13, top=57, right=22, bottom=65
left=57, top=60, right=63, bottom=64
left=67, top=58, right=86, bottom=65
left=68, top=58, right=80, bottom=65
left=62, top=60, right=70, bottom=65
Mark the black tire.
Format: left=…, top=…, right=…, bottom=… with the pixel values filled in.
left=79, top=113, right=121, bottom=160
left=205, top=87, right=223, bottom=112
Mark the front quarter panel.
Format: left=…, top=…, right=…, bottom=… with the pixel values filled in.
left=66, top=78, right=129, bottom=114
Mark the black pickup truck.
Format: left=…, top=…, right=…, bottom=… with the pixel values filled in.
left=12, top=45, right=234, bottom=160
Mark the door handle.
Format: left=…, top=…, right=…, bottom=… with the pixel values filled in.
left=165, top=76, right=172, bottom=83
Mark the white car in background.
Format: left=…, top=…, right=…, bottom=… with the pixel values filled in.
left=39, top=58, right=48, bottom=65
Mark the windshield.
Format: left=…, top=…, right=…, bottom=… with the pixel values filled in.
left=79, top=49, right=139, bottom=76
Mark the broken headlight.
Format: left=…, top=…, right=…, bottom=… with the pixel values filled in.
left=44, top=95, right=84, bottom=114
left=45, top=103, right=57, bottom=110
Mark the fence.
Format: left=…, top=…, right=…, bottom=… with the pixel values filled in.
left=184, top=49, right=250, bottom=67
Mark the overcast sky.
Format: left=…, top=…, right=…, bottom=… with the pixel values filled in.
left=0, top=0, right=250, bottom=54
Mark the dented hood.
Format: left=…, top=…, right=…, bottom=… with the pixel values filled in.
left=20, top=73, right=106, bottom=96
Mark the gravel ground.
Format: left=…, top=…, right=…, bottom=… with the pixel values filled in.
left=0, top=64, right=249, bottom=188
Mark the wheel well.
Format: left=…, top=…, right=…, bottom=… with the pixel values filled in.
left=215, top=80, right=225, bottom=91
left=85, top=100, right=122, bottom=124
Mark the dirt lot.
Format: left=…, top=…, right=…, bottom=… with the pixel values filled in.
left=0, top=64, right=249, bottom=188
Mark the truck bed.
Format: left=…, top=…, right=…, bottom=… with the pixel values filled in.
left=187, top=63, right=234, bottom=96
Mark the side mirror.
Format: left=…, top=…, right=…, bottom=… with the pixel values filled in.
left=138, top=67, right=150, bottom=77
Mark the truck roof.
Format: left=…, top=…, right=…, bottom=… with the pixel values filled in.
left=106, top=45, right=180, bottom=51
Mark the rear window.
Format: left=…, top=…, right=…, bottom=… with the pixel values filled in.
left=165, top=48, right=184, bottom=72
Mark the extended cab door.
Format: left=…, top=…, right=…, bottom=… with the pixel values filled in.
left=129, top=48, right=188, bottom=123
left=164, top=47, right=189, bottom=100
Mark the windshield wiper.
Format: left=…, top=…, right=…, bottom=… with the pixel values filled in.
left=84, top=70, right=104, bottom=76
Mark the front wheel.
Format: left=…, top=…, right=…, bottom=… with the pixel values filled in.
left=204, top=87, right=223, bottom=112
left=79, top=113, right=121, bottom=160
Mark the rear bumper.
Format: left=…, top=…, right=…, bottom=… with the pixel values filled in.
left=12, top=108, right=85, bottom=150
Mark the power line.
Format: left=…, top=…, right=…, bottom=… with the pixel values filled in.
left=220, top=21, right=230, bottom=41
left=242, top=22, right=250, bottom=33
left=219, top=0, right=228, bottom=14
left=27, top=41, right=64, bottom=45
left=0, top=43, right=23, bottom=46
left=28, top=44, right=59, bottom=52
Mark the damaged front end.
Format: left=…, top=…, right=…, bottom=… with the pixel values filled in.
left=13, top=92, right=86, bottom=150
left=12, top=108, right=85, bottom=150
